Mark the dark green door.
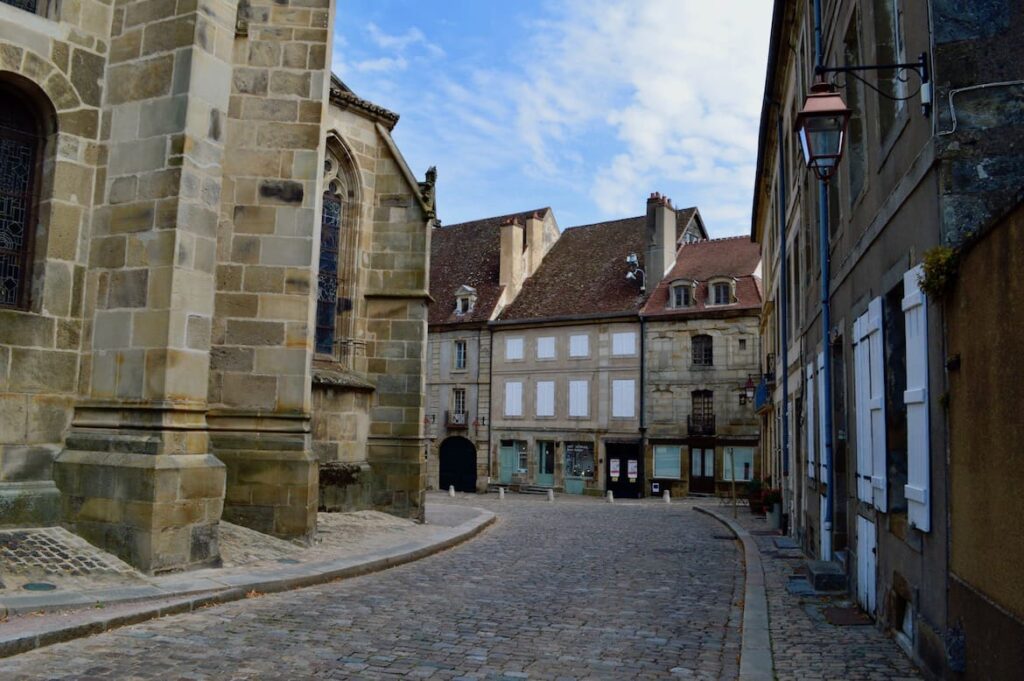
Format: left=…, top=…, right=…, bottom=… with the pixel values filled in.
left=536, top=441, right=554, bottom=487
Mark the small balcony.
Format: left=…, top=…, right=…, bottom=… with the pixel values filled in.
left=687, top=414, right=715, bottom=436
left=446, top=410, right=468, bottom=429
left=755, top=379, right=772, bottom=414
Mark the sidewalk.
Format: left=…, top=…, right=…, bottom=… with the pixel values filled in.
left=0, top=503, right=494, bottom=657
left=696, top=503, right=921, bottom=681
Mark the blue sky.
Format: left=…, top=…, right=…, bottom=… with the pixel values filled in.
left=333, top=1, right=773, bottom=237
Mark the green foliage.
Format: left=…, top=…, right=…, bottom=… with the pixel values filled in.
left=919, top=246, right=958, bottom=299
left=746, top=476, right=763, bottom=496
left=763, top=488, right=783, bottom=506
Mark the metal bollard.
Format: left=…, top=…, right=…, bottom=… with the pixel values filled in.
left=547, top=489, right=554, bottom=502
left=499, top=487, right=505, bottom=500
left=664, top=490, right=671, bottom=504
left=606, top=490, right=614, bottom=503
left=449, top=485, right=456, bottom=498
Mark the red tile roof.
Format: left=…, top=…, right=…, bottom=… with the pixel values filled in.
left=641, top=236, right=762, bottom=318
left=428, top=208, right=550, bottom=326
left=497, top=217, right=650, bottom=322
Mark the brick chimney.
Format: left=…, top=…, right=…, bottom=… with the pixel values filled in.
left=646, top=192, right=677, bottom=286
left=499, top=217, right=524, bottom=292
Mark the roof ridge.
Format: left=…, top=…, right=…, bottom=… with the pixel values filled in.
left=443, top=207, right=550, bottom=230
left=563, top=215, right=644, bottom=231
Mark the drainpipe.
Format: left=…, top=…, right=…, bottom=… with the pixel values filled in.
left=639, top=314, right=647, bottom=492
left=777, top=113, right=790, bottom=532
left=487, top=325, right=494, bottom=482
left=813, top=0, right=835, bottom=556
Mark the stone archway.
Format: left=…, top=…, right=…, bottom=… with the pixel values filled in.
left=439, top=436, right=477, bottom=493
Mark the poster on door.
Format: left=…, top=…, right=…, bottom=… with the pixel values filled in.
left=610, top=458, right=620, bottom=482
left=627, top=459, right=638, bottom=482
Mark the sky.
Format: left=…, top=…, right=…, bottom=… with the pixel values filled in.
left=332, top=1, right=774, bottom=237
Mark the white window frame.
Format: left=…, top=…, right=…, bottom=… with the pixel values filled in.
left=536, top=336, right=556, bottom=360
left=535, top=380, right=555, bottom=418
left=611, top=379, right=635, bottom=419
left=505, top=337, right=524, bottom=361
left=653, top=445, right=682, bottom=479
left=712, top=282, right=731, bottom=306
left=568, top=380, right=589, bottom=418
left=453, top=340, right=467, bottom=370
left=504, top=381, right=523, bottom=417
left=569, top=334, right=589, bottom=358
left=452, top=387, right=466, bottom=414
left=611, top=331, right=637, bottom=356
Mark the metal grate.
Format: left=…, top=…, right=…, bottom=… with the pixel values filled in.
left=2, top=0, right=38, bottom=12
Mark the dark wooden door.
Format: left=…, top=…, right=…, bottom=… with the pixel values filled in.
left=605, top=442, right=643, bottom=499
left=690, top=447, right=715, bottom=494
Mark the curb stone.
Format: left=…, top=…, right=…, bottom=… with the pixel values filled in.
left=0, top=507, right=495, bottom=659
left=694, top=506, right=774, bottom=681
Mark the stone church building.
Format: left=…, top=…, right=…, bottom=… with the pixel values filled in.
left=0, top=0, right=433, bottom=573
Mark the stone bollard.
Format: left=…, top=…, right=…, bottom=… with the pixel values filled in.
left=664, top=490, right=671, bottom=504
left=449, top=485, right=456, bottom=498
left=499, top=487, right=505, bottom=500
left=547, top=489, right=554, bottom=502
left=606, top=490, right=614, bottom=503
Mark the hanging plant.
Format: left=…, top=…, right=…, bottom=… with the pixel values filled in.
left=919, top=245, right=958, bottom=299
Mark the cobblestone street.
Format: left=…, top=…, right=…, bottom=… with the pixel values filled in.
left=0, top=494, right=744, bottom=680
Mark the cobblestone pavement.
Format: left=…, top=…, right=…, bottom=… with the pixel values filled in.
left=0, top=494, right=743, bottom=680
left=0, top=528, right=142, bottom=591
left=723, top=506, right=921, bottom=681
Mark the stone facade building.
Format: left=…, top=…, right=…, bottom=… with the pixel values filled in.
left=640, top=236, right=762, bottom=499
left=751, top=1, right=1024, bottom=677
left=424, top=209, right=558, bottom=492
left=0, top=0, right=432, bottom=573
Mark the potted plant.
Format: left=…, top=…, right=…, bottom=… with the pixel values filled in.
left=763, top=488, right=783, bottom=530
left=747, top=477, right=764, bottom=515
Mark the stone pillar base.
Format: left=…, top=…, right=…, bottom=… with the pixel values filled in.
left=54, top=437, right=225, bottom=574
left=319, top=461, right=371, bottom=512
left=368, top=438, right=426, bottom=521
left=210, top=420, right=317, bottom=543
left=0, top=480, right=61, bottom=528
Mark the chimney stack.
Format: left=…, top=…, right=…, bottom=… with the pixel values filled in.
left=646, top=192, right=677, bottom=286
left=524, top=211, right=546, bottom=274
left=499, top=217, right=524, bottom=292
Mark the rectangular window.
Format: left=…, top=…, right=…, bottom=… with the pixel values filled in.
left=723, top=447, right=755, bottom=481
left=536, top=381, right=555, bottom=417
left=712, top=283, right=731, bottom=305
left=569, top=380, right=589, bottom=417
left=565, top=442, right=595, bottom=478
left=452, top=388, right=466, bottom=415
left=612, top=379, right=635, bottom=418
left=518, top=443, right=528, bottom=472
left=873, top=0, right=906, bottom=139
left=536, top=336, right=556, bottom=359
left=505, top=337, right=524, bottom=361
left=883, top=280, right=908, bottom=513
left=844, top=11, right=866, bottom=205
left=504, top=381, right=523, bottom=417
left=453, top=340, right=467, bottom=370
left=569, top=334, right=589, bottom=357
left=653, top=445, right=681, bottom=479
left=672, top=285, right=691, bottom=308
left=692, top=334, right=713, bottom=366
left=612, top=331, right=636, bottom=356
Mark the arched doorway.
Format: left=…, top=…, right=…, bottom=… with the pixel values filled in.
left=439, top=436, right=476, bottom=493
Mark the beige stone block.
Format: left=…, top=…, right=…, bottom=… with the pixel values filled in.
left=110, top=27, right=143, bottom=64
left=161, top=349, right=209, bottom=402
left=233, top=205, right=276, bottom=234
left=108, top=269, right=149, bottom=308
left=283, top=268, right=311, bottom=295
left=46, top=202, right=83, bottom=260
left=124, top=0, right=177, bottom=29
left=259, top=236, right=310, bottom=267
left=240, top=97, right=298, bottom=122
left=298, top=100, right=321, bottom=124
left=131, top=310, right=169, bottom=348
left=186, top=315, right=210, bottom=349
left=254, top=347, right=306, bottom=375
left=0, top=311, right=55, bottom=347
left=259, top=293, right=308, bottom=321
left=9, top=349, right=78, bottom=394
left=233, top=68, right=268, bottom=95
left=210, top=346, right=253, bottom=372
left=93, top=309, right=133, bottom=348
left=221, top=373, right=276, bottom=410
left=216, top=264, right=243, bottom=292
left=256, top=123, right=319, bottom=149
left=0, top=44, right=23, bottom=71
left=282, top=43, right=307, bottom=69
left=231, top=236, right=261, bottom=264
left=247, top=41, right=280, bottom=67
left=141, top=15, right=197, bottom=56
left=115, top=348, right=145, bottom=399
left=56, top=319, right=81, bottom=351
left=225, top=319, right=284, bottom=346
left=146, top=265, right=174, bottom=309
left=106, top=54, right=173, bottom=104
left=58, top=109, right=100, bottom=139
left=70, top=48, right=103, bottom=107
left=269, top=71, right=310, bottom=97
left=0, top=395, right=28, bottom=444
left=109, top=201, right=155, bottom=234
left=215, top=292, right=259, bottom=318
left=242, top=266, right=284, bottom=293
left=27, top=395, right=73, bottom=444
left=223, top=149, right=281, bottom=177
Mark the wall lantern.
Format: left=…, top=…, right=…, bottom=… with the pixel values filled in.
left=738, top=375, right=757, bottom=406
left=794, top=82, right=852, bottom=182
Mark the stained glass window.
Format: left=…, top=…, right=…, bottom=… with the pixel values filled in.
left=315, top=192, right=341, bottom=355
left=0, top=91, right=38, bottom=309
left=2, top=0, right=39, bottom=13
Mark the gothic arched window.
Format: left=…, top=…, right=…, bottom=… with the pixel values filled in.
left=315, top=187, right=341, bottom=355
left=0, top=85, right=42, bottom=310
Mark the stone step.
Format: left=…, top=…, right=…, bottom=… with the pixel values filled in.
left=806, top=560, right=848, bottom=592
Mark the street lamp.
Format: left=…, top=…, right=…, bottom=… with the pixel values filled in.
left=794, top=82, right=851, bottom=182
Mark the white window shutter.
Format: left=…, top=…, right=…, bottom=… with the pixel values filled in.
left=536, top=381, right=554, bottom=417
left=505, top=381, right=522, bottom=417
left=866, top=297, right=887, bottom=512
left=569, top=334, right=589, bottom=357
left=902, top=266, right=930, bottom=531
left=537, top=337, right=556, bottom=359
left=569, top=380, right=588, bottom=417
left=817, top=352, right=827, bottom=482
left=853, top=315, right=873, bottom=504
left=612, top=379, right=635, bottom=418
left=612, top=332, right=636, bottom=356
left=505, top=337, right=523, bottom=361
left=805, top=363, right=815, bottom=479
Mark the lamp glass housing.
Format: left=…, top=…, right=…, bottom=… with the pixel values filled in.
left=795, top=82, right=852, bottom=181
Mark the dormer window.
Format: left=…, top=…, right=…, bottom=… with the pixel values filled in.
left=707, top=277, right=736, bottom=306
left=453, top=284, right=477, bottom=316
left=670, top=279, right=695, bottom=308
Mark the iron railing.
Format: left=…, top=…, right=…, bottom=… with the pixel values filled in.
left=446, top=410, right=468, bottom=428
left=687, top=414, right=715, bottom=436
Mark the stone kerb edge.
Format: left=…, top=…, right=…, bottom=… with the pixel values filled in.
left=0, top=508, right=496, bottom=658
left=694, top=506, right=774, bottom=681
